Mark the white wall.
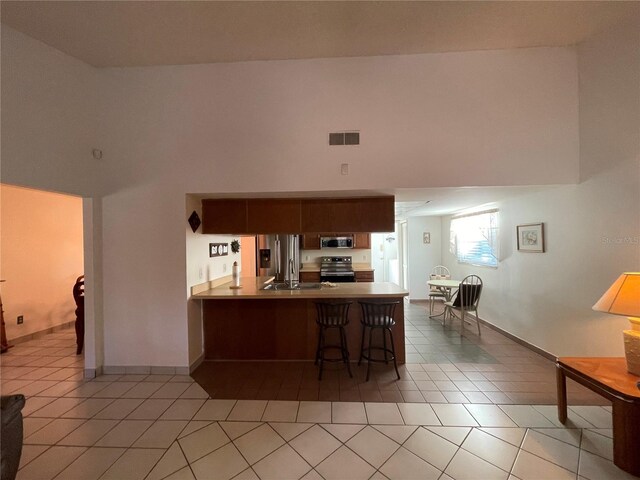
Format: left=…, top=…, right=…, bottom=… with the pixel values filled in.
left=441, top=17, right=640, bottom=356
left=95, top=46, right=579, bottom=196
left=185, top=195, right=240, bottom=367
left=407, top=216, right=442, bottom=300
left=1, top=27, right=100, bottom=197
left=2, top=23, right=596, bottom=368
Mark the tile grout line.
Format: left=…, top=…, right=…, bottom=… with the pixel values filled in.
left=575, top=428, right=584, bottom=480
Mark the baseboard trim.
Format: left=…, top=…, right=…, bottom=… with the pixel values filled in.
left=473, top=316, right=555, bottom=361
left=9, top=321, right=75, bottom=345
left=190, top=352, right=205, bottom=373
left=102, top=365, right=191, bottom=376
left=84, top=366, right=102, bottom=379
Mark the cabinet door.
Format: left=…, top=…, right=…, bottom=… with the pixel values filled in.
left=357, top=197, right=395, bottom=232
left=300, top=200, right=334, bottom=233
left=354, top=270, right=374, bottom=282
left=301, top=197, right=394, bottom=233
left=300, top=271, right=321, bottom=283
left=247, top=199, right=301, bottom=233
left=353, top=233, right=371, bottom=249
left=202, top=199, right=248, bottom=234
left=300, top=234, right=321, bottom=250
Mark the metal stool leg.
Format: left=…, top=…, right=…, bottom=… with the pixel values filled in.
left=318, top=326, right=325, bottom=380
left=388, top=327, right=401, bottom=380
left=358, top=325, right=366, bottom=366
left=340, top=326, right=353, bottom=378
left=314, top=326, right=322, bottom=366
left=382, top=327, right=389, bottom=364
left=366, top=326, right=374, bottom=382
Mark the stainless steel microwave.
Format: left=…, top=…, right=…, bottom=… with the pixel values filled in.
left=320, top=236, right=353, bottom=249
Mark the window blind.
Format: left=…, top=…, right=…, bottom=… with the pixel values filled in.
left=450, top=210, right=499, bottom=267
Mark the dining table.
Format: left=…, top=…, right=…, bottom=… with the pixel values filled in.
left=427, top=278, right=461, bottom=319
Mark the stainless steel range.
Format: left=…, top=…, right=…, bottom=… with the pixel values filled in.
left=320, top=256, right=355, bottom=283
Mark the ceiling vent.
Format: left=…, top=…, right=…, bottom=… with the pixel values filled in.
left=329, top=131, right=359, bottom=146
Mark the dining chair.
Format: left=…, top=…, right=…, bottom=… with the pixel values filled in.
left=428, top=265, right=451, bottom=315
left=443, top=274, right=483, bottom=336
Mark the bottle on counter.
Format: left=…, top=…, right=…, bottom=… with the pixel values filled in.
left=232, top=261, right=240, bottom=287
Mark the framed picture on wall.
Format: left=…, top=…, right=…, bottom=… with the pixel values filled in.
left=209, top=243, right=229, bottom=257
left=517, top=223, right=545, bottom=253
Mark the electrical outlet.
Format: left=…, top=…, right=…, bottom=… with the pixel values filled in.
left=223, top=264, right=227, bottom=273
left=17, top=315, right=23, bottom=325
left=198, top=267, right=203, bottom=279
left=341, top=163, right=349, bottom=175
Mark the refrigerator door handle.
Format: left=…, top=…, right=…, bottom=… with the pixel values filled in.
left=274, top=238, right=281, bottom=277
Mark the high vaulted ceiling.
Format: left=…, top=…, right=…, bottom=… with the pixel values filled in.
left=1, top=1, right=637, bottom=68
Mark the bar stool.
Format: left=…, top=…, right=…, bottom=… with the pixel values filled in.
left=314, top=301, right=353, bottom=380
left=358, top=301, right=401, bottom=382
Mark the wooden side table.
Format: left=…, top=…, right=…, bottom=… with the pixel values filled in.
left=556, top=357, right=640, bottom=476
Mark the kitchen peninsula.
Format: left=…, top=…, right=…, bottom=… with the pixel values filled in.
left=192, top=277, right=408, bottom=362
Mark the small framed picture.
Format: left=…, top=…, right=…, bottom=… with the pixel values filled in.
left=423, top=232, right=431, bottom=244
left=517, top=223, right=545, bottom=253
left=209, top=243, right=229, bottom=257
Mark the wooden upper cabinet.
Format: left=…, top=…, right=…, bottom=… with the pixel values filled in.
left=358, top=197, right=395, bottom=232
left=202, top=199, right=248, bottom=234
left=202, top=195, right=394, bottom=234
left=301, top=196, right=394, bottom=233
left=353, top=233, right=371, bottom=249
left=247, top=199, right=301, bottom=233
left=300, top=234, right=321, bottom=250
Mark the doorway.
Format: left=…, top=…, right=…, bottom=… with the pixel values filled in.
left=0, top=184, right=86, bottom=371
left=398, top=221, right=409, bottom=290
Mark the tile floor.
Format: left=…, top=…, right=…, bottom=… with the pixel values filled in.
left=2, top=309, right=628, bottom=480
left=193, top=301, right=604, bottom=405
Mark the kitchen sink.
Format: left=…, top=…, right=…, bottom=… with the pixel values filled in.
left=261, top=282, right=322, bottom=291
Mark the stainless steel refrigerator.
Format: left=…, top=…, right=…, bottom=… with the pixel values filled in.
left=256, top=234, right=300, bottom=285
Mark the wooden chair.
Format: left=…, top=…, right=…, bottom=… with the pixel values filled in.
left=73, top=275, right=85, bottom=355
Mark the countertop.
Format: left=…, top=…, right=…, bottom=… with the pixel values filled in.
left=191, top=276, right=408, bottom=299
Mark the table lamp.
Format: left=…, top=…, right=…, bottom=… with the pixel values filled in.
left=593, top=272, right=640, bottom=375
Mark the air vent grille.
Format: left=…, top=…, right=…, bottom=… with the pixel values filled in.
left=329, top=131, right=359, bottom=146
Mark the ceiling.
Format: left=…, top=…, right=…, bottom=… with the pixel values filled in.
left=1, top=1, right=637, bottom=68
left=393, top=185, right=554, bottom=218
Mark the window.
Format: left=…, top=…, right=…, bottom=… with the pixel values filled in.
left=450, top=210, right=499, bottom=267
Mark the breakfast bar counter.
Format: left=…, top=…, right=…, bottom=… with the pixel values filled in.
left=192, top=277, right=408, bottom=362
left=191, top=276, right=407, bottom=299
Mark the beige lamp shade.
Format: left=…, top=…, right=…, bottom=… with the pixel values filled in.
left=593, top=273, right=640, bottom=317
